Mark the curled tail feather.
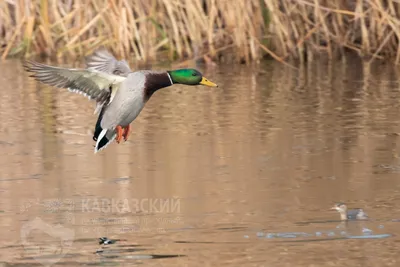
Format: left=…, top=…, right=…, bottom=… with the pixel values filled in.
left=94, top=129, right=116, bottom=153
left=93, top=108, right=105, bottom=142
left=92, top=108, right=115, bottom=153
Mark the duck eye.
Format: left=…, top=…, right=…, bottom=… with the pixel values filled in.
left=192, top=73, right=198, bottom=76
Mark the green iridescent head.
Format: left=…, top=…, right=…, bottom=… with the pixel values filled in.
left=167, top=69, right=218, bottom=87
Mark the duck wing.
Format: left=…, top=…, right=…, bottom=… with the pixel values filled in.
left=85, top=48, right=132, bottom=77
left=23, top=60, right=126, bottom=110
left=84, top=49, right=132, bottom=114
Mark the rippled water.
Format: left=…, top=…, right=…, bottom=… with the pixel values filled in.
left=1, top=56, right=400, bottom=266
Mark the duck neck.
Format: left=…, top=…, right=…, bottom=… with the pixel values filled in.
left=340, top=212, right=348, bottom=221
left=144, top=72, right=173, bottom=100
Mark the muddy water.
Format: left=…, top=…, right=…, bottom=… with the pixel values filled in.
left=1, top=56, right=400, bottom=266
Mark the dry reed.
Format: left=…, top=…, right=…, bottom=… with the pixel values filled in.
left=1, top=0, right=400, bottom=64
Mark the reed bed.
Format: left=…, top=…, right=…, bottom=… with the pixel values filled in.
left=1, top=0, right=400, bottom=64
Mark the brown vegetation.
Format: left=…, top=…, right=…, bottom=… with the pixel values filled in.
left=1, top=0, right=400, bottom=64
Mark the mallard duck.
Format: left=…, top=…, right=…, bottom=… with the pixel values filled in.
left=331, top=203, right=368, bottom=221
left=23, top=49, right=218, bottom=153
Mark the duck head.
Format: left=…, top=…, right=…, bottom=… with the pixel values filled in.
left=331, top=203, right=348, bottom=220
left=167, top=69, right=218, bottom=87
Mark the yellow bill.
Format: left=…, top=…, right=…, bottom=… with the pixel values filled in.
left=200, top=77, right=218, bottom=87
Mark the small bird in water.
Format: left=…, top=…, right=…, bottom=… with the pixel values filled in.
left=96, top=237, right=126, bottom=254
left=23, top=49, right=218, bottom=153
left=98, top=237, right=125, bottom=245
left=331, top=203, right=368, bottom=221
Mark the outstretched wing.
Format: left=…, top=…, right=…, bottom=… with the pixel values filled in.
left=85, top=48, right=132, bottom=77
left=23, top=60, right=126, bottom=107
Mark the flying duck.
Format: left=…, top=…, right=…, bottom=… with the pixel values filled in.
left=23, top=49, right=218, bottom=153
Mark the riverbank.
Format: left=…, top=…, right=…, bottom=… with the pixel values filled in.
left=1, top=0, right=400, bottom=65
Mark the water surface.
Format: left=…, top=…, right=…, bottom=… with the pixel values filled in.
left=1, top=56, right=400, bottom=266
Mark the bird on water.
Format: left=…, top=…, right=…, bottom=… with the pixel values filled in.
left=98, top=237, right=125, bottom=245
left=331, top=202, right=368, bottom=221
left=23, top=49, right=218, bottom=153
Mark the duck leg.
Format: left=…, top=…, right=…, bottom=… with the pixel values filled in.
left=122, top=124, right=131, bottom=141
left=116, top=125, right=124, bottom=143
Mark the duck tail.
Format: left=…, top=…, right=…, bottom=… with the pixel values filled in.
left=93, top=109, right=116, bottom=153
left=94, top=129, right=116, bottom=153
left=93, top=108, right=105, bottom=142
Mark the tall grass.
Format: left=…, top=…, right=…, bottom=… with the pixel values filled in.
left=1, top=0, right=400, bottom=64
left=265, top=0, right=400, bottom=64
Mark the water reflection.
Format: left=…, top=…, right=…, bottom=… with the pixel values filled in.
left=0, top=56, right=400, bottom=266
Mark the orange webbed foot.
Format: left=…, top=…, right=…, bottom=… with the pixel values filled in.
left=122, top=125, right=131, bottom=141
left=116, top=125, right=123, bottom=143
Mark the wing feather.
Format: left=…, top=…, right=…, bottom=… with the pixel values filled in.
left=85, top=48, right=132, bottom=77
left=23, top=60, right=126, bottom=105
